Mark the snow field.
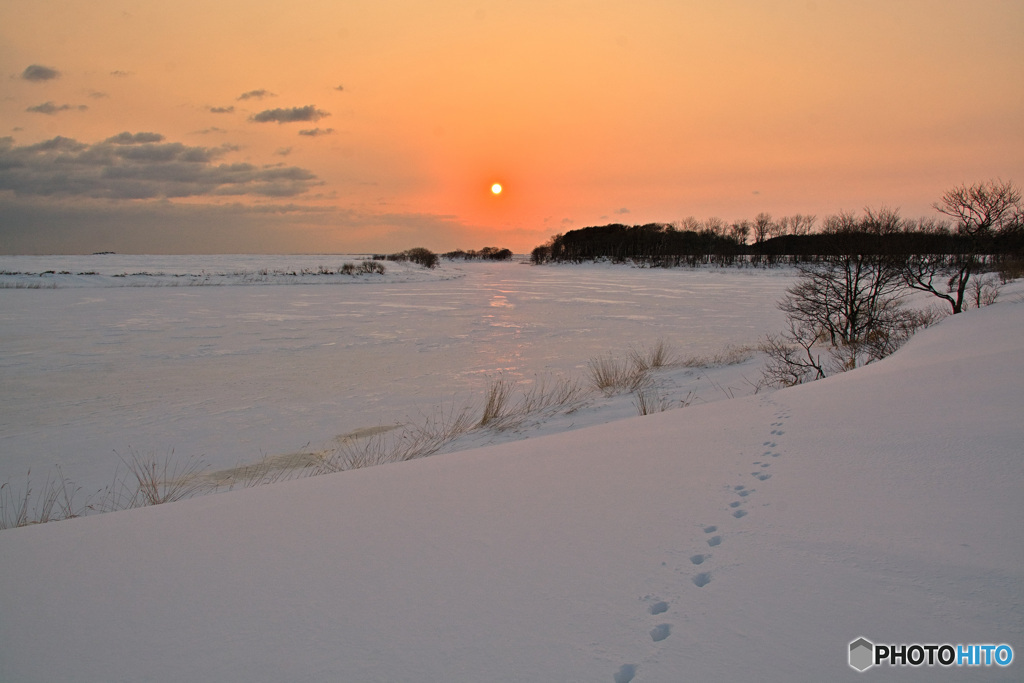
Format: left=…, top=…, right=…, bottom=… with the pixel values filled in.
left=1, top=289, right=1021, bottom=682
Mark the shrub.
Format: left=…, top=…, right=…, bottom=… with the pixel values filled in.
left=387, top=248, right=438, bottom=268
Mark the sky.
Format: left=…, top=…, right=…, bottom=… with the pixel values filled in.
left=1, top=0, right=1022, bottom=255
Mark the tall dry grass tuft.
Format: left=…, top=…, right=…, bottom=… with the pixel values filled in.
left=97, top=449, right=213, bottom=512
left=629, top=339, right=678, bottom=371
left=587, top=354, right=652, bottom=396
left=319, top=404, right=477, bottom=473
left=0, top=468, right=91, bottom=529
left=479, top=377, right=517, bottom=428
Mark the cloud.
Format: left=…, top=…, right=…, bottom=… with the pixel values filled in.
left=110, top=70, right=133, bottom=77
left=614, top=207, right=630, bottom=214
left=209, top=106, right=235, bottom=114
left=250, top=106, right=330, bottom=124
left=334, top=85, right=345, bottom=91
left=0, top=133, right=320, bottom=200
left=105, top=132, right=165, bottom=144
left=22, top=64, right=61, bottom=81
left=26, top=102, right=88, bottom=115
left=298, top=128, right=335, bottom=137
left=238, top=89, right=275, bottom=100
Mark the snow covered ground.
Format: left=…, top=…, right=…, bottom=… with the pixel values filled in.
left=0, top=261, right=1021, bottom=681
left=1, top=256, right=797, bottom=497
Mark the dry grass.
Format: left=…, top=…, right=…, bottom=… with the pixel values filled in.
left=0, top=468, right=90, bottom=529
left=1, top=338, right=759, bottom=529
left=587, top=354, right=652, bottom=396
left=629, top=339, right=678, bottom=370
left=479, top=374, right=587, bottom=431
left=318, top=404, right=477, bottom=472
left=678, top=344, right=755, bottom=368
left=96, top=450, right=213, bottom=512
left=479, top=377, right=518, bottom=428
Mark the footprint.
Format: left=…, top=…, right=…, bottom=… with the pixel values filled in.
left=771, top=421, right=783, bottom=426
left=738, top=490, right=752, bottom=497
left=764, top=442, right=777, bottom=448
left=733, top=485, right=745, bottom=491
left=770, top=452, right=781, bottom=457
left=761, top=463, right=770, bottom=468
left=649, top=601, right=669, bottom=615
left=614, top=664, right=638, bottom=683
left=771, top=429, right=785, bottom=436
left=729, top=501, right=742, bottom=508
left=693, top=571, right=712, bottom=587
left=703, top=525, right=717, bottom=534
left=690, top=553, right=707, bottom=565
left=650, top=624, right=672, bottom=642
left=707, top=535, right=722, bottom=547
left=755, top=473, right=772, bottom=481
left=732, top=509, right=748, bottom=518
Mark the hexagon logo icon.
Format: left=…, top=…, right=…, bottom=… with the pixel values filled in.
left=849, top=637, right=874, bottom=672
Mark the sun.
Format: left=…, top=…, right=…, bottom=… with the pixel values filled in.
left=491, top=183, right=502, bottom=195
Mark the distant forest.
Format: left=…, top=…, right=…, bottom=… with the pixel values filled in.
left=530, top=209, right=1024, bottom=268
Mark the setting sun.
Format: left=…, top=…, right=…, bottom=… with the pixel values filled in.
left=491, top=183, right=503, bottom=195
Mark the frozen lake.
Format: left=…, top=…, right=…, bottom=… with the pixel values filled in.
left=1, top=255, right=796, bottom=494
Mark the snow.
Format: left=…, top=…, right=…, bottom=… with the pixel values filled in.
left=0, top=257, right=797, bottom=495
left=1, top=260, right=1022, bottom=682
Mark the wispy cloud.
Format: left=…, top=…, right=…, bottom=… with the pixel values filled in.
left=250, top=106, right=330, bottom=124
left=110, top=70, right=133, bottom=77
left=298, top=128, right=335, bottom=137
left=26, top=102, right=88, bottom=115
left=0, top=133, right=320, bottom=199
left=21, top=64, right=60, bottom=81
left=209, top=106, right=235, bottom=114
left=238, top=89, right=275, bottom=100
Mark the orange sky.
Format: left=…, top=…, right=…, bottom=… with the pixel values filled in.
left=1, top=0, right=1022, bottom=254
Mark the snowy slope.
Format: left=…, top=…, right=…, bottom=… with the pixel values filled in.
left=1, top=300, right=1021, bottom=682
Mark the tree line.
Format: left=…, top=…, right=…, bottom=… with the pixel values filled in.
left=530, top=184, right=1023, bottom=271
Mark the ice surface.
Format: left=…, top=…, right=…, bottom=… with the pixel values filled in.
left=1, top=257, right=795, bottom=494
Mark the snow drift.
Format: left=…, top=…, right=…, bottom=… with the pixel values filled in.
left=1, top=300, right=1021, bottom=682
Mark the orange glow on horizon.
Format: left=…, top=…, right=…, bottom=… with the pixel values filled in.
left=0, top=0, right=1021, bottom=254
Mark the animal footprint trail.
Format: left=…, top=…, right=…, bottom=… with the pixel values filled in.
left=613, top=664, right=637, bottom=683
left=650, top=624, right=672, bottom=642
left=649, top=600, right=669, bottom=615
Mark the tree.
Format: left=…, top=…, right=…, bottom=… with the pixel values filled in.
left=752, top=212, right=774, bottom=244
left=903, top=180, right=1022, bottom=313
left=763, top=210, right=917, bottom=385
left=728, top=219, right=751, bottom=245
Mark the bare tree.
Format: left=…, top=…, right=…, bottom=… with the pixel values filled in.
left=788, top=213, right=817, bottom=235
left=762, top=210, right=917, bottom=385
left=934, top=179, right=1021, bottom=235
left=752, top=212, right=774, bottom=244
left=903, top=180, right=1022, bottom=313
left=728, top=219, right=751, bottom=245
left=703, top=216, right=726, bottom=236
